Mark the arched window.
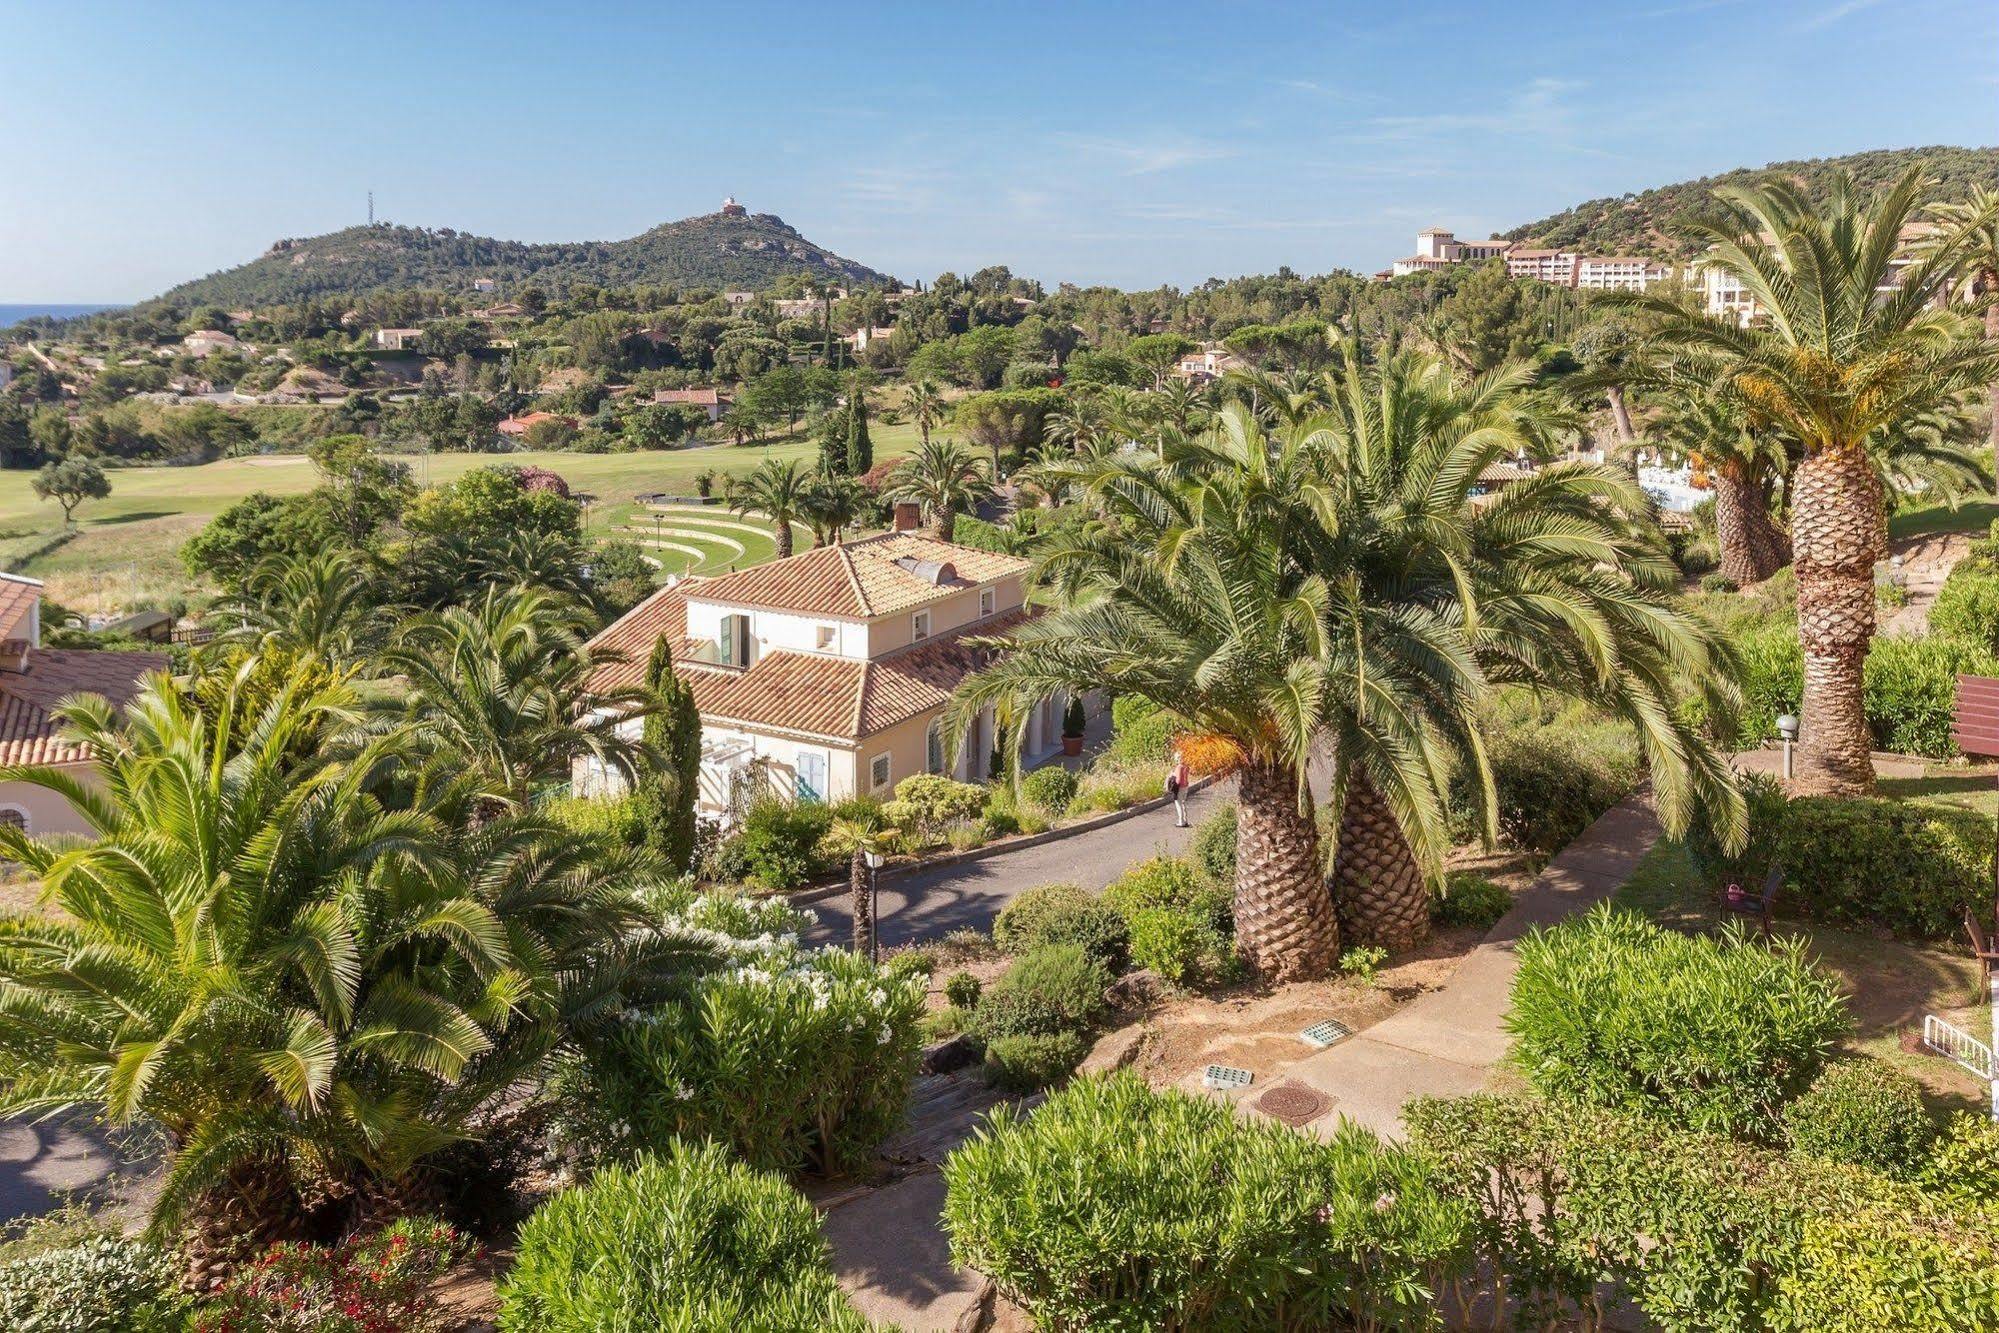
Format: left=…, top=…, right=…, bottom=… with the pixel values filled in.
left=0, top=808, right=26, bottom=834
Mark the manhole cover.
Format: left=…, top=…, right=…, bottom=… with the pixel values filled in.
left=1300, top=1019, right=1352, bottom=1049
left=1255, top=1082, right=1331, bottom=1126
left=1202, top=1064, right=1253, bottom=1091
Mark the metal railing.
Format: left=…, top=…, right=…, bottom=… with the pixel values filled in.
left=1923, top=1014, right=1995, bottom=1081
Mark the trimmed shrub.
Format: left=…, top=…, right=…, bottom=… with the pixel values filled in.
left=991, top=881, right=1129, bottom=969
left=1508, top=904, right=1850, bottom=1138
left=497, top=1143, right=872, bottom=1332
left=883, top=774, right=989, bottom=840
left=1124, top=905, right=1233, bottom=986
left=1453, top=700, right=1640, bottom=855
left=943, top=970, right=983, bottom=1009
left=196, top=1217, right=464, bottom=1333
left=1433, top=874, right=1512, bottom=930
left=1190, top=801, right=1238, bottom=883
left=561, top=903, right=925, bottom=1176
left=0, top=1226, right=184, bottom=1333
left=1863, top=634, right=1999, bottom=757
left=970, top=943, right=1109, bottom=1042
left=1917, top=1112, right=1999, bottom=1212
left=942, top=1072, right=1471, bottom=1331
left=1783, top=1060, right=1938, bottom=1177
left=984, top=1031, right=1089, bottom=1091
left=1103, top=854, right=1220, bottom=920
left=723, top=795, right=834, bottom=891
left=1698, top=788, right=1986, bottom=941
left=1929, top=563, right=1999, bottom=651
left=1019, top=765, right=1078, bottom=814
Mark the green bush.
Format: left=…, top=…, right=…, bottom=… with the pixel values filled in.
left=1929, top=563, right=1999, bottom=651
left=197, top=1217, right=464, bottom=1333
left=1453, top=700, right=1640, bottom=855
left=722, top=795, right=834, bottom=890
left=1103, top=854, right=1223, bottom=921
left=0, top=1224, right=184, bottom=1333
left=1106, top=693, right=1180, bottom=765
left=944, top=970, right=983, bottom=1009
left=561, top=903, right=925, bottom=1176
left=984, top=1031, right=1089, bottom=1091
left=979, top=802, right=1020, bottom=838
left=1728, top=619, right=1805, bottom=747
left=1783, top=1060, right=1937, bottom=1177
left=1190, top=801, right=1238, bottom=883
left=883, top=774, right=989, bottom=840
left=970, top=943, right=1109, bottom=1042
left=1124, top=905, right=1234, bottom=986
left=1699, top=572, right=1738, bottom=594
left=1917, top=1112, right=1999, bottom=1213
left=1508, top=904, right=1850, bottom=1138
left=990, top=881, right=1129, bottom=969
left=1019, top=765, right=1078, bottom=814
left=1697, top=788, right=1987, bottom=941
left=1432, top=874, right=1512, bottom=930
left=942, top=1072, right=1471, bottom=1331
left=1863, top=634, right=1999, bottom=756
left=497, top=1143, right=873, bottom=1332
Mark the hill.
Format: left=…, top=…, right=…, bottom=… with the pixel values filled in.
left=151, top=207, right=893, bottom=307
left=1504, top=145, right=1999, bottom=258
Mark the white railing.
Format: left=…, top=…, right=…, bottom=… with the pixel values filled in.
left=1923, top=1014, right=1995, bottom=1081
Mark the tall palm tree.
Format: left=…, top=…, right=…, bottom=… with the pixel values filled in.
left=1647, top=388, right=1793, bottom=586
left=885, top=439, right=993, bottom=543
left=208, top=549, right=385, bottom=665
left=1302, top=352, right=1745, bottom=946
left=1603, top=168, right=1999, bottom=793
left=378, top=585, right=650, bottom=818
left=726, top=457, right=812, bottom=558
left=904, top=379, right=946, bottom=448
left=823, top=806, right=900, bottom=957
left=800, top=475, right=866, bottom=546
left=1922, top=186, right=1999, bottom=494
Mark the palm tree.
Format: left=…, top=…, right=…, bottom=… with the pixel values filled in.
left=1647, top=389, right=1792, bottom=586
left=378, top=585, right=650, bottom=819
left=726, top=457, right=812, bottom=559
left=1301, top=352, right=1745, bottom=945
left=885, top=439, right=993, bottom=543
left=823, top=806, right=900, bottom=956
left=1922, top=187, right=1999, bottom=494
left=801, top=475, right=866, bottom=547
left=904, top=380, right=945, bottom=448
left=0, top=669, right=701, bottom=1244
left=1604, top=168, right=1999, bottom=793
left=208, top=550, right=385, bottom=665
left=954, top=407, right=1348, bottom=980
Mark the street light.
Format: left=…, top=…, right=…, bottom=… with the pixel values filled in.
left=1776, top=713, right=1799, bottom=781
left=862, top=847, right=884, bottom=964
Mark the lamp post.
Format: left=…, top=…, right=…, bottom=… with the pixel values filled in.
left=862, top=847, right=884, bottom=964
left=1776, top=713, right=1799, bottom=782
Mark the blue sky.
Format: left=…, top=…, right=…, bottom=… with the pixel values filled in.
left=2, top=0, right=1994, bottom=301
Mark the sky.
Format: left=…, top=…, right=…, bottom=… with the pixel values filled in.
left=1, top=0, right=1994, bottom=302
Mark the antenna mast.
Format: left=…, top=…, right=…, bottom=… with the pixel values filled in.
left=368, top=191, right=375, bottom=226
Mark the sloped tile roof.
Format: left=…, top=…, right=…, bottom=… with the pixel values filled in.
left=0, top=579, right=37, bottom=645
left=685, top=534, right=1029, bottom=619
left=582, top=580, right=706, bottom=696
left=0, top=648, right=168, bottom=767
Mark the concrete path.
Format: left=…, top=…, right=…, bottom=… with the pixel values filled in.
left=805, top=780, right=1225, bottom=950
left=1277, top=792, right=1664, bottom=1139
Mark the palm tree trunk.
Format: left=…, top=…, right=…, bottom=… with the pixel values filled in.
left=1605, top=385, right=1636, bottom=443
left=1330, top=771, right=1430, bottom=950
left=1233, top=758, right=1341, bottom=981
left=850, top=849, right=873, bottom=955
left=1985, top=292, right=1999, bottom=499
left=773, top=519, right=793, bottom=560
left=933, top=507, right=956, bottom=543
left=1792, top=443, right=1884, bottom=795
left=1713, top=464, right=1790, bottom=586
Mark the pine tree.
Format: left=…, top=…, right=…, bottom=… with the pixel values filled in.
left=844, top=380, right=872, bottom=476
left=637, top=637, right=701, bottom=873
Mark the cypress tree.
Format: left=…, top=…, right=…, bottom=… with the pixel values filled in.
left=637, top=637, right=701, bottom=873
left=844, top=380, right=872, bottom=477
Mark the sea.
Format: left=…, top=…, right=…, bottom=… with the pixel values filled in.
left=0, top=303, right=125, bottom=329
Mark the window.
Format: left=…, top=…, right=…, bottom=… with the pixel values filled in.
left=870, top=753, right=892, bottom=792
left=815, top=624, right=836, bottom=652
left=979, top=588, right=995, bottom=618
left=926, top=722, right=945, bottom=774
left=911, top=610, right=931, bottom=641
left=718, top=613, right=751, bottom=667
left=0, top=809, right=23, bottom=834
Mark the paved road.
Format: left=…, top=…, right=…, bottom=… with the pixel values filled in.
left=0, top=1114, right=132, bottom=1225
left=805, top=780, right=1229, bottom=949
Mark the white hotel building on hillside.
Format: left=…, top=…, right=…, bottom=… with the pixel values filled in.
left=1385, top=228, right=1676, bottom=294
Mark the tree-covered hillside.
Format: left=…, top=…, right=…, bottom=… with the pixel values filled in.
left=154, top=209, right=892, bottom=307
left=1504, top=145, right=1999, bottom=258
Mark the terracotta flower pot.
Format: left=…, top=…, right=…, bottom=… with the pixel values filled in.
left=1062, top=735, right=1083, bottom=756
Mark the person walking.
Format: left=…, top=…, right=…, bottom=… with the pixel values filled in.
left=1165, top=747, right=1191, bottom=827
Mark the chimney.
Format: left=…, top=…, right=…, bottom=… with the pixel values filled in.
left=892, top=501, right=922, bottom=532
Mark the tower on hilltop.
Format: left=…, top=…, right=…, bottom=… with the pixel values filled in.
left=720, top=195, right=747, bottom=218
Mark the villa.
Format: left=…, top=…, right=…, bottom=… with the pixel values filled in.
left=574, top=518, right=1081, bottom=819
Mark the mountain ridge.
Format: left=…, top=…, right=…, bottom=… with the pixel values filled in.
left=151, top=208, right=893, bottom=308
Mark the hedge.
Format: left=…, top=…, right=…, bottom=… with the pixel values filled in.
left=1783, top=1060, right=1938, bottom=1177
left=1725, top=625, right=1999, bottom=757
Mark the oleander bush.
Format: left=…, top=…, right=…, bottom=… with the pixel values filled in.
left=1019, top=764, right=1078, bottom=814
left=558, top=891, right=925, bottom=1176
left=1929, top=562, right=1999, bottom=651
left=716, top=794, right=835, bottom=890
left=1783, top=1060, right=1938, bottom=1178
left=1190, top=800, right=1238, bottom=883
left=0, top=1212, right=184, bottom=1333
left=1431, top=874, right=1512, bottom=930
left=942, top=1072, right=1472, bottom=1331
left=1507, top=904, right=1849, bottom=1138
left=991, top=882, right=1129, bottom=970
left=1406, top=1093, right=1999, bottom=1333
left=1693, top=785, right=1986, bottom=940
left=497, top=1143, right=874, bottom=1333
left=195, top=1217, right=465, bottom=1333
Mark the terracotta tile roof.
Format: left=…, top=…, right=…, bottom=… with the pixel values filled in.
left=0, top=648, right=167, bottom=767
left=0, top=578, right=37, bottom=645
left=582, top=580, right=706, bottom=696
left=1477, top=461, right=1532, bottom=484
left=651, top=387, right=722, bottom=406
left=684, top=534, right=1029, bottom=620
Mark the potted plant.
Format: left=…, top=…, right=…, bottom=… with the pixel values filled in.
left=1061, top=697, right=1086, bottom=756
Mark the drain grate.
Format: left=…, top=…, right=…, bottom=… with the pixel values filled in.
left=1300, top=1019, right=1353, bottom=1049
left=1255, top=1082, right=1331, bottom=1126
left=1202, top=1064, right=1254, bottom=1091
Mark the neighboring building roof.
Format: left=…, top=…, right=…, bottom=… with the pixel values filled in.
left=686, top=533, right=1031, bottom=620
left=0, top=577, right=39, bottom=645
left=651, top=387, right=722, bottom=406
left=0, top=648, right=168, bottom=767
left=1477, top=461, right=1533, bottom=484
left=497, top=411, right=572, bottom=436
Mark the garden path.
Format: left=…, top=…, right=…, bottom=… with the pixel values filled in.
left=1879, top=529, right=1970, bottom=637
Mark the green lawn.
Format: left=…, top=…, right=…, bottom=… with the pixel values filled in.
left=1889, top=498, right=1999, bottom=541
left=0, top=422, right=924, bottom=615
